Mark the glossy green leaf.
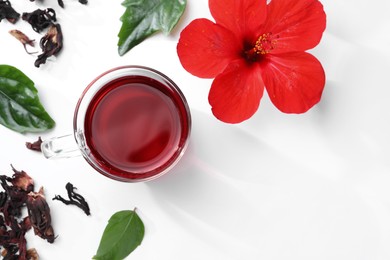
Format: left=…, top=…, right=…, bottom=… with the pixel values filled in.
left=93, top=209, right=145, bottom=260
left=118, top=0, right=187, bottom=56
left=0, top=65, right=55, bottom=133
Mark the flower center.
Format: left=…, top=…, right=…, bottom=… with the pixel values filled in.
left=254, top=33, right=277, bottom=54
left=243, top=33, right=278, bottom=62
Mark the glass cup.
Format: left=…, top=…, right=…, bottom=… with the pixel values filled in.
left=41, top=66, right=191, bottom=182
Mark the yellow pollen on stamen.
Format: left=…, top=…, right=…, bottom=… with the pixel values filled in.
left=252, top=33, right=277, bottom=55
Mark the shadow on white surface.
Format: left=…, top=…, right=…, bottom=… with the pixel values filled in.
left=144, top=109, right=387, bottom=259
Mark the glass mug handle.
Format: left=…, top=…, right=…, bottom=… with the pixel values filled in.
left=41, top=134, right=81, bottom=159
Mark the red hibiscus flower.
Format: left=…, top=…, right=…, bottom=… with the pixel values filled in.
left=177, top=0, right=327, bottom=123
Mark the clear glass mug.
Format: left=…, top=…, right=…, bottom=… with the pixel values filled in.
left=41, top=66, right=191, bottom=182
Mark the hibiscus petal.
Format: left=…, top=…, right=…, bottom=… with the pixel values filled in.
left=209, top=60, right=264, bottom=123
left=209, top=0, right=267, bottom=41
left=177, top=18, right=241, bottom=78
left=262, top=52, right=325, bottom=113
left=263, top=0, right=326, bottom=53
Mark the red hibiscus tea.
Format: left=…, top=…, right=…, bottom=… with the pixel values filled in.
left=74, top=66, right=191, bottom=182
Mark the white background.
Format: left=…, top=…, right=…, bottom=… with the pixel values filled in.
left=1, top=0, right=390, bottom=259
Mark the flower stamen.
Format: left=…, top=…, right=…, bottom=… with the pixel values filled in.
left=243, top=33, right=278, bottom=63
left=253, top=33, right=278, bottom=55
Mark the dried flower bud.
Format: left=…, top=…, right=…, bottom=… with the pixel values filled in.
left=35, top=24, right=63, bottom=68
left=26, top=187, right=55, bottom=243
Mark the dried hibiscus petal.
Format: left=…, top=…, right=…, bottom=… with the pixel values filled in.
left=9, top=30, right=37, bottom=55
left=9, top=166, right=34, bottom=193
left=53, top=182, right=90, bottom=216
left=0, top=166, right=37, bottom=259
left=34, top=24, right=63, bottom=68
left=22, top=8, right=56, bottom=33
left=0, top=174, right=29, bottom=225
left=25, top=137, right=43, bottom=152
left=0, top=166, right=57, bottom=258
left=26, top=187, right=55, bottom=243
left=0, top=0, right=20, bottom=24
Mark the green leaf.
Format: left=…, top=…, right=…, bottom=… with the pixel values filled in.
left=118, top=0, right=187, bottom=56
left=0, top=65, right=55, bottom=133
left=93, top=209, right=145, bottom=260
